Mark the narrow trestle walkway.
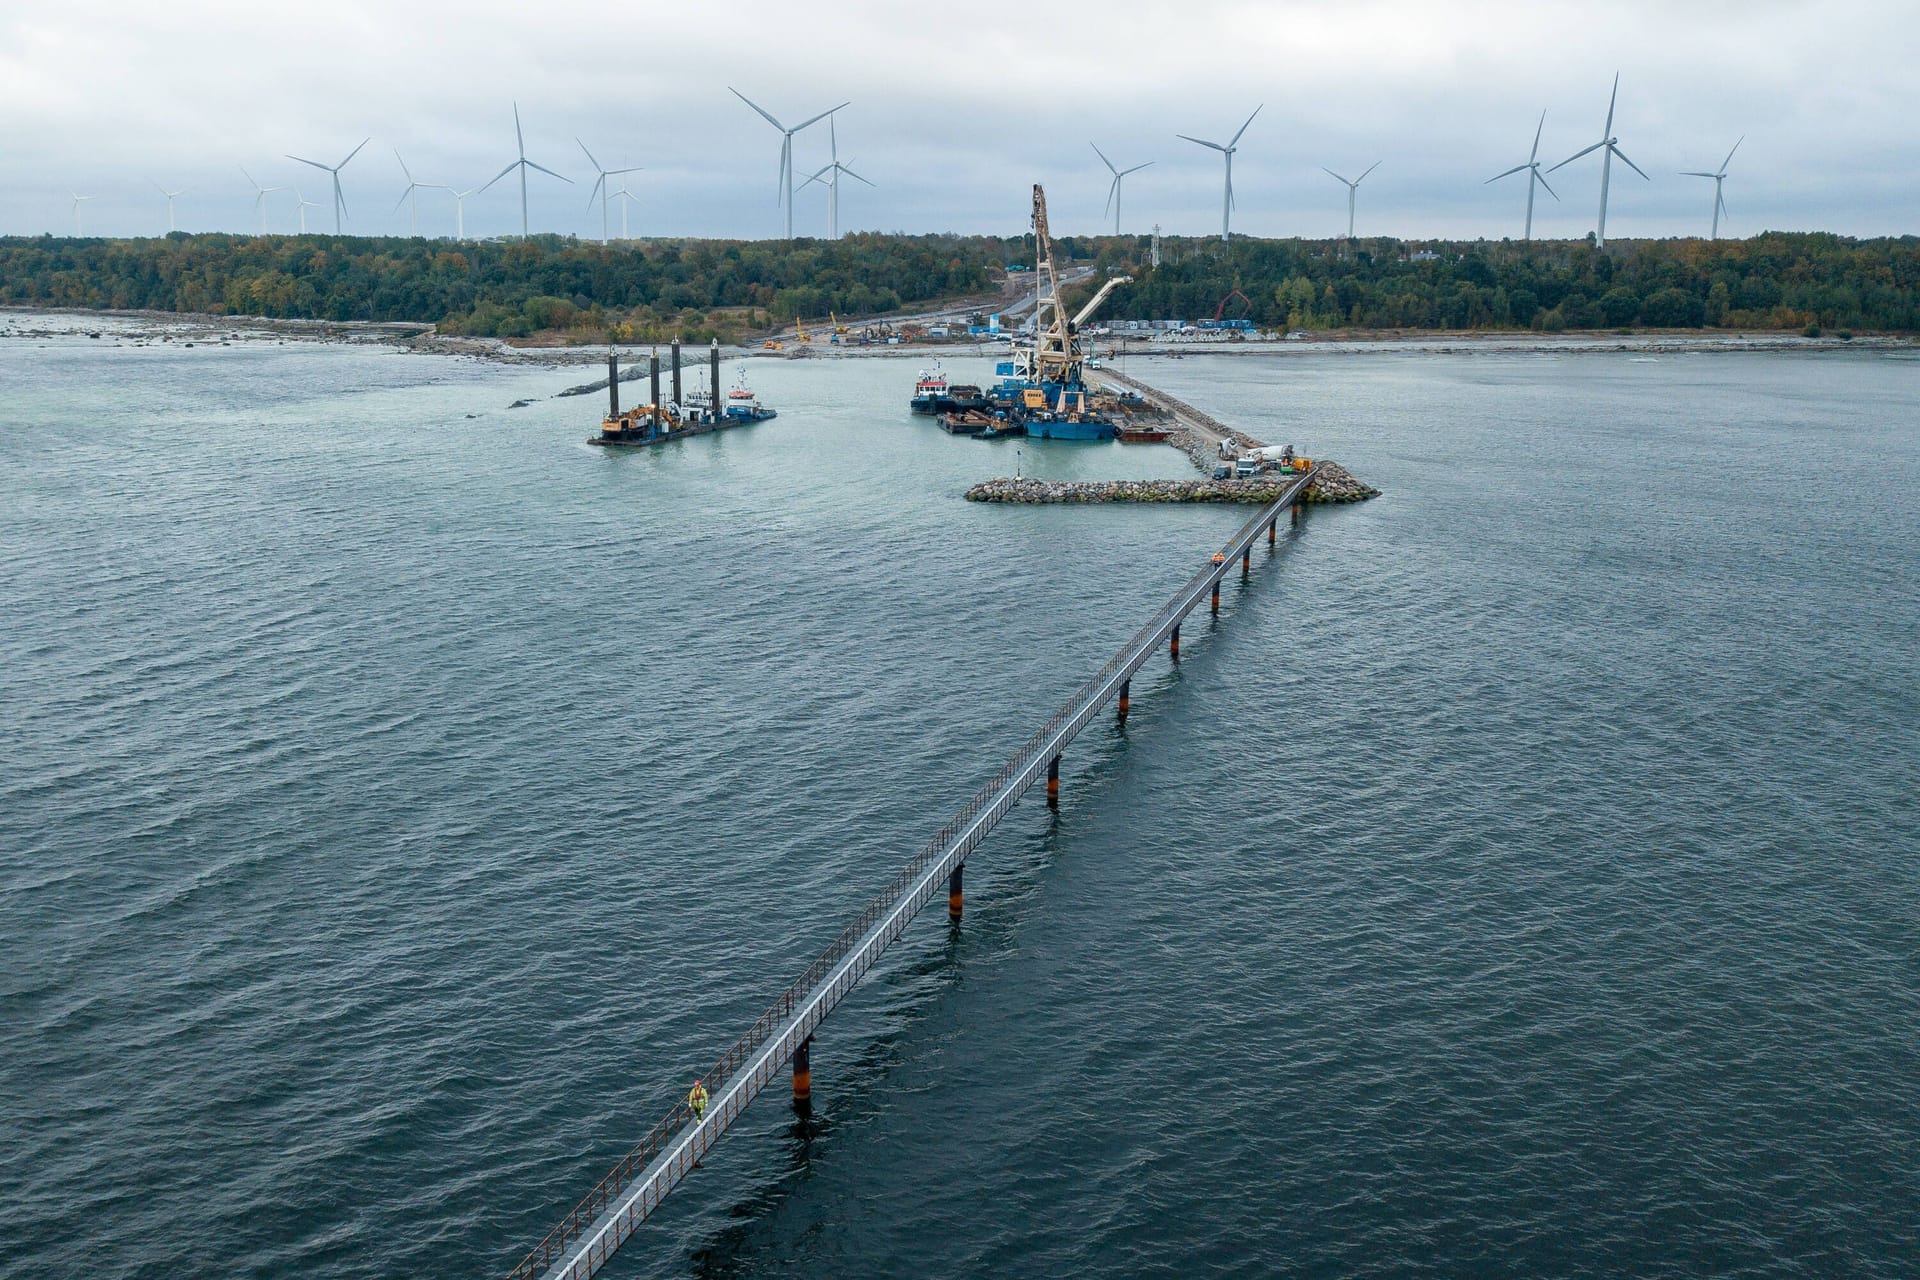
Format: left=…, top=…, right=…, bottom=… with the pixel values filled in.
left=509, top=468, right=1318, bottom=1280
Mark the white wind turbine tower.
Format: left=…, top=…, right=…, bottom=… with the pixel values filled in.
left=153, top=183, right=187, bottom=233
left=70, top=193, right=96, bottom=236
left=798, top=114, right=872, bottom=240
left=294, top=187, right=324, bottom=234
left=1484, top=110, right=1559, bottom=241
left=450, top=186, right=478, bottom=240
left=1680, top=137, right=1743, bottom=240
left=1177, top=104, right=1261, bottom=243
left=392, top=150, right=441, bottom=237
left=1322, top=161, right=1381, bottom=241
left=1091, top=142, right=1151, bottom=235
left=241, top=166, right=286, bottom=234
left=610, top=179, right=636, bottom=240
left=730, top=88, right=848, bottom=240
left=287, top=138, right=370, bottom=234
left=578, top=139, right=641, bottom=244
left=481, top=104, right=571, bottom=240
left=1547, top=73, right=1648, bottom=248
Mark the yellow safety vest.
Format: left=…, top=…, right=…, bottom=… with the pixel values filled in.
left=688, top=1085, right=709, bottom=1113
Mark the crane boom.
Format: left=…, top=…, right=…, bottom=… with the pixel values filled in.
left=1072, top=275, right=1132, bottom=328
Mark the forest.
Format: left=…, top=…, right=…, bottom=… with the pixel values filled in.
left=1073, top=231, right=1920, bottom=335
left=1, top=229, right=1914, bottom=340
left=0, top=232, right=997, bottom=342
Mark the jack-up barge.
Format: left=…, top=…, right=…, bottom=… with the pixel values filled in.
left=591, top=339, right=775, bottom=448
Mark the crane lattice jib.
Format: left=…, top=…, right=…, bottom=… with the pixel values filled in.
left=1030, top=184, right=1077, bottom=385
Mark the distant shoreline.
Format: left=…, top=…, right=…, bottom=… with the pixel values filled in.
left=3, top=304, right=1911, bottom=367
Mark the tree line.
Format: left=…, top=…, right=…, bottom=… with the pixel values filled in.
left=1, top=229, right=1913, bottom=340
left=0, top=232, right=995, bottom=342
left=1069, top=231, right=1919, bottom=335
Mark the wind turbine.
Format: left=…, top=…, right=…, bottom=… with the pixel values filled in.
left=1680, top=136, right=1743, bottom=240
left=450, top=186, right=478, bottom=240
left=1091, top=142, right=1151, bottom=235
left=240, top=166, right=286, bottom=234
left=153, top=183, right=187, bottom=233
left=481, top=103, right=571, bottom=240
left=730, top=88, right=848, bottom=240
left=70, top=193, right=96, bottom=236
left=1177, top=104, right=1261, bottom=243
left=1484, top=110, right=1559, bottom=241
left=610, top=179, right=636, bottom=240
left=797, top=114, right=872, bottom=240
left=1321, top=161, right=1381, bottom=241
left=294, top=187, right=324, bottom=234
left=392, top=150, right=439, bottom=237
left=287, top=138, right=370, bottom=234
left=578, top=139, right=641, bottom=244
left=1547, top=73, right=1648, bottom=248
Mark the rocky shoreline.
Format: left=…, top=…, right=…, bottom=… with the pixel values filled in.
left=966, top=461, right=1379, bottom=505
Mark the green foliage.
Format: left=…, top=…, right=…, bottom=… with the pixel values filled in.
left=1080, top=232, right=1920, bottom=333
left=0, top=231, right=996, bottom=343
left=4, top=229, right=1914, bottom=340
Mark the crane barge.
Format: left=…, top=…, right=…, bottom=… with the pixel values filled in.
left=983, top=184, right=1130, bottom=439
left=906, top=184, right=1130, bottom=441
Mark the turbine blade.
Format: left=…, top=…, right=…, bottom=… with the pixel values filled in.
left=394, top=149, right=413, bottom=182
left=480, top=160, right=519, bottom=191
left=578, top=138, right=601, bottom=172
left=524, top=160, right=572, bottom=183
left=1678, top=171, right=1719, bottom=178
left=514, top=104, right=525, bottom=156
left=1535, top=169, right=1559, bottom=201
left=842, top=166, right=874, bottom=188
left=1547, top=140, right=1605, bottom=173
left=340, top=137, right=370, bottom=168
left=1229, top=104, right=1263, bottom=147
left=730, top=87, right=785, bottom=131
left=1531, top=109, right=1546, bottom=162
left=286, top=155, right=330, bottom=171
left=1485, top=163, right=1529, bottom=183
left=1722, top=135, right=1744, bottom=171
left=587, top=173, right=606, bottom=207
left=1612, top=145, right=1650, bottom=181
left=791, top=102, right=850, bottom=133
left=605, top=166, right=643, bottom=177
left=1604, top=71, right=1619, bottom=137
left=392, top=190, right=411, bottom=215
left=1091, top=141, right=1117, bottom=175
left=1105, top=176, right=1118, bottom=217
left=1178, top=134, right=1226, bottom=152
left=1322, top=167, right=1351, bottom=186
left=1357, top=160, right=1381, bottom=183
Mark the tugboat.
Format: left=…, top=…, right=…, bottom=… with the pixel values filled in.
left=910, top=361, right=949, bottom=414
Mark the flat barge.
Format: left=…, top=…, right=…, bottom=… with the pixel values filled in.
left=590, top=340, right=775, bottom=448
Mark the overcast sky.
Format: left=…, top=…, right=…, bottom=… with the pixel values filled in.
left=3, top=0, right=1914, bottom=243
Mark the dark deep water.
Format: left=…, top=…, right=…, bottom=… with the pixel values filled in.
left=4, top=323, right=1916, bottom=1278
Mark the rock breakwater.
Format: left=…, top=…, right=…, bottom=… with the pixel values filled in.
left=965, top=462, right=1378, bottom=505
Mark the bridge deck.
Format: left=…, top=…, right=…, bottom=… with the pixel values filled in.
left=512, top=468, right=1318, bottom=1280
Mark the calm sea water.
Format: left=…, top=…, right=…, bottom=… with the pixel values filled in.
left=3, top=323, right=1916, bottom=1279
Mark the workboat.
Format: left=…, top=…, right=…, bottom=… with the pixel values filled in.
left=724, top=374, right=777, bottom=422
left=909, top=362, right=948, bottom=414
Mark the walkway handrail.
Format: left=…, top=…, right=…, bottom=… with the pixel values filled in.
left=509, top=468, right=1317, bottom=1280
